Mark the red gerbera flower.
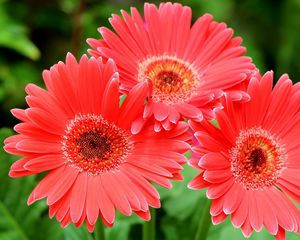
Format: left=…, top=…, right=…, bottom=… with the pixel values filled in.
left=4, top=53, right=190, bottom=231
left=188, top=72, right=300, bottom=239
left=87, top=2, right=255, bottom=132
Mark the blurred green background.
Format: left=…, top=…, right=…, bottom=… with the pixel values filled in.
left=0, top=0, right=300, bottom=239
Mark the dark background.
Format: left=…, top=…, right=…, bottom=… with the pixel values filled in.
left=0, top=0, right=300, bottom=239
left=1, top=0, right=300, bottom=128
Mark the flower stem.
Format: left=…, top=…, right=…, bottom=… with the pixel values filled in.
left=143, top=208, right=156, bottom=240
left=195, top=199, right=211, bottom=240
left=94, top=220, right=105, bottom=240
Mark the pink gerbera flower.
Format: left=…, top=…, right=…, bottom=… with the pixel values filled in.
left=3, top=53, right=190, bottom=231
left=87, top=2, right=255, bottom=132
left=188, top=72, right=300, bottom=239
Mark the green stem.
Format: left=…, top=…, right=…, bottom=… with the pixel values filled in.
left=195, top=199, right=212, bottom=240
left=143, top=208, right=156, bottom=240
left=94, top=220, right=105, bottom=240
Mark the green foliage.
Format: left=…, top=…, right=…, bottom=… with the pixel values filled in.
left=0, top=61, right=39, bottom=111
left=1, top=128, right=300, bottom=239
left=0, top=0, right=299, bottom=117
left=0, top=128, right=45, bottom=240
left=277, top=0, right=300, bottom=80
left=1, top=0, right=300, bottom=239
left=0, top=129, right=96, bottom=240
left=106, top=214, right=143, bottom=240
left=0, top=2, right=40, bottom=60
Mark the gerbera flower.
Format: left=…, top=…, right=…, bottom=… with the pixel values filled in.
left=87, top=2, right=255, bottom=132
left=3, top=53, right=190, bottom=231
left=188, top=71, right=300, bottom=239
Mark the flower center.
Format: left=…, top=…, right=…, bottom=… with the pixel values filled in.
left=138, top=55, right=200, bottom=105
left=62, top=114, right=132, bottom=175
left=247, top=148, right=266, bottom=171
left=76, top=132, right=111, bottom=160
left=230, top=127, right=286, bottom=190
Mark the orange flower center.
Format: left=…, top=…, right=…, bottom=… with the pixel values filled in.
left=230, top=127, right=286, bottom=190
left=138, top=55, right=200, bottom=105
left=62, top=114, right=132, bottom=175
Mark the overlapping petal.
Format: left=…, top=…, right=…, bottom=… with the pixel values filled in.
left=189, top=71, right=300, bottom=238
left=4, top=53, right=191, bottom=231
left=88, top=2, right=255, bottom=131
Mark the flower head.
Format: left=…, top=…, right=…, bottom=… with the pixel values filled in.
left=88, top=2, right=255, bottom=131
left=188, top=72, right=300, bottom=239
left=4, top=53, right=191, bottom=231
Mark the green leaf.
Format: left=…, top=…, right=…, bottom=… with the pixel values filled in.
left=0, top=128, right=65, bottom=240
left=106, top=213, right=143, bottom=240
left=0, top=61, right=40, bottom=110
left=0, top=3, right=40, bottom=60
left=106, top=222, right=131, bottom=240
left=0, top=201, right=28, bottom=240
left=63, top=225, right=93, bottom=240
left=160, top=165, right=201, bottom=218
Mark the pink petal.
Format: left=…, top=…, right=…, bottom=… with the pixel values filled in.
left=241, top=217, right=253, bottom=238
left=212, top=212, right=227, bottom=225
left=135, top=210, right=151, bottom=221
left=118, top=81, right=148, bottom=129
left=101, top=75, right=120, bottom=123
left=122, top=167, right=161, bottom=208
left=16, top=139, right=61, bottom=154
left=275, top=227, right=286, bottom=240
left=203, top=170, right=232, bottom=183
left=231, top=191, right=249, bottom=228
left=28, top=166, right=66, bottom=205
left=86, top=176, right=100, bottom=225
left=248, top=191, right=263, bottom=231
left=11, top=108, right=29, bottom=121
left=223, top=184, right=244, bottom=214
left=174, top=103, right=203, bottom=120
left=206, top=178, right=234, bottom=199
left=131, top=117, right=147, bottom=134
left=70, top=172, right=88, bottom=223
left=118, top=170, right=148, bottom=211
left=26, top=108, right=66, bottom=135
left=101, top=172, right=132, bottom=216
left=24, top=154, right=65, bottom=172
left=113, top=172, right=142, bottom=211
left=153, top=102, right=169, bottom=121
left=128, top=160, right=173, bottom=178
left=47, top=167, right=78, bottom=205
left=96, top=176, right=115, bottom=224
left=199, top=152, right=230, bottom=169
left=188, top=172, right=210, bottom=190
left=210, top=196, right=224, bottom=216
left=256, top=190, right=278, bottom=235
